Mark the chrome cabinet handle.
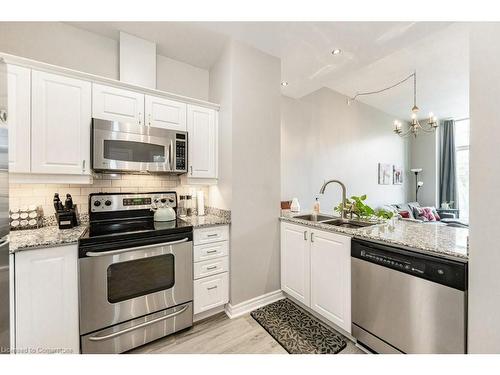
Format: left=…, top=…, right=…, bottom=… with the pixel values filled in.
left=190, top=165, right=193, bottom=175
left=82, top=160, right=86, bottom=173
left=206, top=249, right=218, bottom=254
left=206, top=265, right=218, bottom=270
left=148, top=113, right=151, bottom=126
left=85, top=238, right=189, bottom=257
left=207, top=285, right=218, bottom=290
left=0, top=110, right=7, bottom=123
left=303, top=231, right=307, bottom=241
left=207, top=233, right=218, bottom=238
left=138, top=112, right=142, bottom=125
left=311, top=233, right=314, bottom=243
left=88, top=304, right=189, bottom=342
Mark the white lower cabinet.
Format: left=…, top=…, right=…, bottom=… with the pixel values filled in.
left=193, top=225, right=229, bottom=315
left=280, top=222, right=352, bottom=333
left=15, top=245, right=79, bottom=354
left=310, top=229, right=351, bottom=332
left=194, top=272, right=229, bottom=314
left=280, top=222, right=310, bottom=305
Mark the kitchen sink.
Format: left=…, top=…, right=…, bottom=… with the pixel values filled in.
left=321, top=219, right=376, bottom=229
left=293, top=214, right=335, bottom=222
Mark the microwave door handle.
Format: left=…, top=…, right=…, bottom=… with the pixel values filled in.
left=169, top=139, right=174, bottom=170
left=85, top=237, right=189, bottom=257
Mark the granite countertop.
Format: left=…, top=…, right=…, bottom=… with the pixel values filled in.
left=280, top=211, right=468, bottom=262
left=10, top=209, right=231, bottom=253
left=181, top=214, right=231, bottom=228
left=9, top=224, right=87, bottom=253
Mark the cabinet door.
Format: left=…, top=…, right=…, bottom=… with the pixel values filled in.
left=5, top=65, right=31, bottom=173
left=280, top=222, right=310, bottom=305
left=310, top=229, right=351, bottom=333
left=31, top=71, right=91, bottom=175
left=15, top=245, right=79, bottom=354
left=145, top=95, right=186, bottom=131
left=92, top=83, right=144, bottom=125
left=187, top=105, right=217, bottom=178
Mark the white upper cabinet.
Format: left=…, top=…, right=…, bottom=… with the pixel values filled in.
left=187, top=105, right=217, bottom=179
left=31, top=70, right=91, bottom=175
left=280, top=222, right=311, bottom=306
left=310, top=229, right=351, bottom=333
left=5, top=64, right=31, bottom=173
left=92, top=83, right=145, bottom=125
left=145, top=95, right=187, bottom=131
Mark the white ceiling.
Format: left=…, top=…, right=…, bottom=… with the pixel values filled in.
left=69, top=21, right=469, bottom=120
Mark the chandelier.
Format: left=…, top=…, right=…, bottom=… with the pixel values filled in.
left=347, top=71, right=438, bottom=138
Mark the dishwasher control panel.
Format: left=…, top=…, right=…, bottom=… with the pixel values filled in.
left=360, top=250, right=414, bottom=271
left=352, top=239, right=467, bottom=291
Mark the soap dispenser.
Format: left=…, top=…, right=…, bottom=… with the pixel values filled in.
left=313, top=197, right=320, bottom=215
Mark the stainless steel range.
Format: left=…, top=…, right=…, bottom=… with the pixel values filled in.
left=78, top=192, right=193, bottom=354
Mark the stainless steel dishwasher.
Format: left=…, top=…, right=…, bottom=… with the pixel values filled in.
left=351, top=238, right=467, bottom=354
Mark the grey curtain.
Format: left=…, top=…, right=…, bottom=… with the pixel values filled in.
left=439, top=120, right=458, bottom=208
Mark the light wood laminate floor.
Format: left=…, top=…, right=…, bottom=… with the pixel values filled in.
left=130, top=312, right=364, bottom=354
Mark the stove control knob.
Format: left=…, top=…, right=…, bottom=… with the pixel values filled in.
left=105, top=200, right=112, bottom=206
left=93, top=201, right=101, bottom=207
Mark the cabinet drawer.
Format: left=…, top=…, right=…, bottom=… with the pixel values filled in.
left=194, top=257, right=229, bottom=280
left=194, top=241, right=229, bottom=262
left=193, top=272, right=229, bottom=314
left=194, top=225, right=229, bottom=245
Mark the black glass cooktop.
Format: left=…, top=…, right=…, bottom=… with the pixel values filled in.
left=83, top=218, right=192, bottom=239
left=79, top=217, right=193, bottom=255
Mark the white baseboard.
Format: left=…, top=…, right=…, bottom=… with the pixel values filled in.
left=225, top=290, right=284, bottom=319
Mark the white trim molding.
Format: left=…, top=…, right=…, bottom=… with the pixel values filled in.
left=0, top=52, right=220, bottom=111
left=225, top=290, right=284, bottom=319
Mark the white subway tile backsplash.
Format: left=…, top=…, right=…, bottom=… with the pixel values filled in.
left=9, top=174, right=209, bottom=218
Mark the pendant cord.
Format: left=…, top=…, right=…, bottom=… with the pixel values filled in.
left=414, top=71, right=417, bottom=108
left=347, top=72, right=416, bottom=104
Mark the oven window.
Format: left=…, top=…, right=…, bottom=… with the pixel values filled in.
left=104, top=140, right=166, bottom=163
left=107, top=254, right=175, bottom=303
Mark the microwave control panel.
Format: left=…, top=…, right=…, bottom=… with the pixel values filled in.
left=175, top=134, right=187, bottom=171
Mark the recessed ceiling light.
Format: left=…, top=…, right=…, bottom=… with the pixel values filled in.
left=281, top=81, right=289, bottom=87
left=331, top=49, right=342, bottom=55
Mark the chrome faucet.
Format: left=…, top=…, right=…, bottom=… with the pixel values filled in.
left=319, top=179, right=348, bottom=219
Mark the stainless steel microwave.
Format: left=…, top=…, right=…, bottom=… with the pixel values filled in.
left=92, top=118, right=187, bottom=174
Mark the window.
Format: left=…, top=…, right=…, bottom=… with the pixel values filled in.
left=455, top=120, right=470, bottom=222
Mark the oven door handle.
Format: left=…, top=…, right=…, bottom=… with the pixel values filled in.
left=85, top=237, right=190, bottom=257
left=87, top=304, right=190, bottom=342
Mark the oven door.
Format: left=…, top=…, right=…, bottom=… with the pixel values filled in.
left=79, top=236, right=193, bottom=335
left=92, top=119, right=176, bottom=173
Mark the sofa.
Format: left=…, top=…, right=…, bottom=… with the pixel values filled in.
left=384, top=202, right=468, bottom=228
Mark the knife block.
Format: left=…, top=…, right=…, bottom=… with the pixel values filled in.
left=56, top=205, right=79, bottom=229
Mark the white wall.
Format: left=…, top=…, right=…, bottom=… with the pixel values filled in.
left=409, top=131, right=439, bottom=206
left=208, top=40, right=281, bottom=305
left=281, top=88, right=410, bottom=213
left=468, top=22, right=500, bottom=354
left=230, top=41, right=281, bottom=305
left=208, top=44, right=232, bottom=210
left=0, top=22, right=209, bottom=100
left=157, top=54, right=209, bottom=100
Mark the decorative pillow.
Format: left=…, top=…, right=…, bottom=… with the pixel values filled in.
left=414, top=207, right=439, bottom=222
left=398, top=210, right=410, bottom=219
